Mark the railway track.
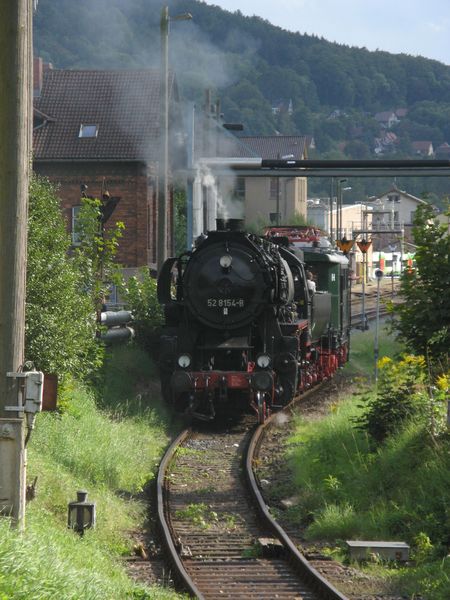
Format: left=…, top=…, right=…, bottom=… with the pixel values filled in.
left=157, top=411, right=348, bottom=599
left=350, top=284, right=401, bottom=327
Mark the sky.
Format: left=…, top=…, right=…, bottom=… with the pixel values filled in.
left=205, top=0, right=450, bottom=66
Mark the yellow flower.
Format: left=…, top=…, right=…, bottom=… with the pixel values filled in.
left=436, top=374, right=450, bottom=392
left=377, top=356, right=392, bottom=369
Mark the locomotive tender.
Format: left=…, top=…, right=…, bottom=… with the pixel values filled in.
left=157, top=223, right=350, bottom=422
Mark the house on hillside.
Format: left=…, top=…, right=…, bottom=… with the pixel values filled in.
left=374, top=131, right=398, bottom=155
left=33, top=57, right=186, bottom=274
left=374, top=111, right=399, bottom=129
left=435, top=142, right=450, bottom=158
left=411, top=140, right=434, bottom=156
left=271, top=99, right=293, bottom=116
left=395, top=108, right=408, bottom=119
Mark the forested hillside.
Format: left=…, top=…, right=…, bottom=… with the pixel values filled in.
left=34, top=0, right=450, bottom=204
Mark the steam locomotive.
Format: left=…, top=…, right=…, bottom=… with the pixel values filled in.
left=157, top=222, right=350, bottom=422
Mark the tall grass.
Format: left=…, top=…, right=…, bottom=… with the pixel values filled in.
left=0, top=346, right=183, bottom=599
left=283, top=325, right=450, bottom=599
left=346, top=320, right=403, bottom=376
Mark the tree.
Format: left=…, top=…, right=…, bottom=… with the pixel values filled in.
left=26, top=177, right=102, bottom=379
left=173, top=187, right=187, bottom=255
left=74, top=194, right=124, bottom=315
left=390, top=203, right=450, bottom=366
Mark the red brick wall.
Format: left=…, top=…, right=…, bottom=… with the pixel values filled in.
left=33, top=161, right=161, bottom=268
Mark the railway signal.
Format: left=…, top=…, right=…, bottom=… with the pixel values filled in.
left=374, top=269, right=384, bottom=384
left=356, top=239, right=372, bottom=330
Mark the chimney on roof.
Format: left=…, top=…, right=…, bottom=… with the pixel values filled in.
left=33, top=57, right=52, bottom=98
left=33, top=57, right=43, bottom=97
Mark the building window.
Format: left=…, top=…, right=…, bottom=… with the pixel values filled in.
left=79, top=124, right=98, bottom=138
left=235, top=177, right=245, bottom=200
left=72, top=206, right=81, bottom=245
left=388, top=194, right=400, bottom=203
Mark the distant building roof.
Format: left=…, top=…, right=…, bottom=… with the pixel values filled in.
left=411, top=140, right=434, bottom=154
left=192, top=115, right=261, bottom=161
left=237, top=135, right=307, bottom=160
left=374, top=186, right=428, bottom=206
left=436, top=142, right=450, bottom=156
left=33, top=68, right=177, bottom=162
left=374, top=111, right=396, bottom=122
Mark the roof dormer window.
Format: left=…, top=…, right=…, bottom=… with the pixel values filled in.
left=79, top=124, right=98, bottom=138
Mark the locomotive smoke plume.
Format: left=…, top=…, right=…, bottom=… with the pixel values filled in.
left=273, top=412, right=289, bottom=426
left=198, top=164, right=244, bottom=223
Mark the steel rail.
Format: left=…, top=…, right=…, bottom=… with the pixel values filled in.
left=245, top=391, right=349, bottom=600
left=156, top=428, right=204, bottom=599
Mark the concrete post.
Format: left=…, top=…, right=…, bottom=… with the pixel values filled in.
left=157, top=6, right=169, bottom=274
left=0, top=0, right=31, bottom=527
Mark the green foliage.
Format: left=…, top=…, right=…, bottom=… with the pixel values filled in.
left=98, top=344, right=172, bottom=421
left=26, top=176, right=102, bottom=379
left=273, top=332, right=450, bottom=596
left=31, top=383, right=166, bottom=491
left=390, top=203, right=450, bottom=365
left=119, top=269, right=164, bottom=356
left=0, top=517, right=156, bottom=600
left=285, top=393, right=450, bottom=597
left=74, top=195, right=124, bottom=312
left=4, top=375, right=179, bottom=600
left=174, top=187, right=187, bottom=255
left=411, top=532, right=434, bottom=565
left=355, top=356, right=429, bottom=443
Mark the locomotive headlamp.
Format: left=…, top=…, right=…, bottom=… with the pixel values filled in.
left=252, top=371, right=273, bottom=392
left=256, top=354, right=271, bottom=369
left=219, top=254, right=233, bottom=269
left=177, top=354, right=191, bottom=368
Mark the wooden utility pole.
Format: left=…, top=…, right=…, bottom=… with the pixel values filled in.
left=0, top=1, right=32, bottom=527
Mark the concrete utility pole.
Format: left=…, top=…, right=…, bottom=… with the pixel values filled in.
left=0, top=1, right=32, bottom=527
left=157, top=6, right=170, bottom=274
left=157, top=6, right=192, bottom=273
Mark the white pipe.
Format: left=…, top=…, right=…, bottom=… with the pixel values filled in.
left=197, top=157, right=262, bottom=169
left=206, top=188, right=217, bottom=232
left=192, top=176, right=203, bottom=239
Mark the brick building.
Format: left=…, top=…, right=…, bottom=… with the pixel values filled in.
left=33, top=58, right=186, bottom=273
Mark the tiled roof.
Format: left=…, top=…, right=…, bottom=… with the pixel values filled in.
left=374, top=111, right=396, bottom=122
left=33, top=68, right=174, bottom=161
left=237, top=135, right=307, bottom=159
left=411, top=140, right=433, bottom=151
left=193, top=116, right=261, bottom=161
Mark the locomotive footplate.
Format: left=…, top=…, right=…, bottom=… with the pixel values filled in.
left=193, top=371, right=251, bottom=389
left=171, top=369, right=276, bottom=394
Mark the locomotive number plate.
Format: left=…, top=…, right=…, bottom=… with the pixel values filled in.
left=207, top=298, right=245, bottom=308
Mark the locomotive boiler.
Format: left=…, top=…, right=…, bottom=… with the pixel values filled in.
left=157, top=224, right=350, bottom=422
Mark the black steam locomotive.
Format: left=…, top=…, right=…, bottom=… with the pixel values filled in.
left=157, top=223, right=350, bottom=422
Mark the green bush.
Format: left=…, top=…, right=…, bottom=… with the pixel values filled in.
left=26, top=176, right=102, bottom=380
left=119, top=268, right=164, bottom=357
left=285, top=394, right=450, bottom=598
left=354, top=355, right=429, bottom=443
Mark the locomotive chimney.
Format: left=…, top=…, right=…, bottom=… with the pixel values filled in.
left=216, top=218, right=245, bottom=231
